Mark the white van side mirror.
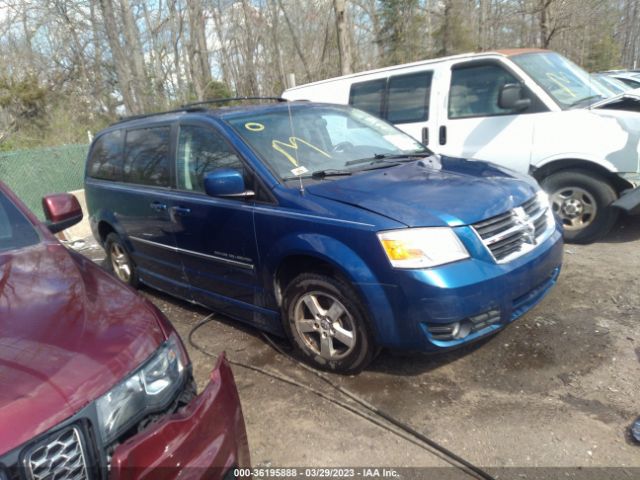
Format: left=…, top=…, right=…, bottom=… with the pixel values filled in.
left=498, top=83, right=531, bottom=111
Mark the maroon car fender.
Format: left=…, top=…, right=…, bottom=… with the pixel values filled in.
left=110, top=354, right=250, bottom=480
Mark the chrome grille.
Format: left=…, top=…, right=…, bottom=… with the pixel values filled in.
left=473, top=194, right=553, bottom=263
left=26, top=427, right=89, bottom=480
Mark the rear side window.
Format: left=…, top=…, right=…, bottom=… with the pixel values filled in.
left=87, top=130, right=123, bottom=180
left=349, top=79, right=385, bottom=117
left=449, top=64, right=520, bottom=119
left=123, top=127, right=171, bottom=187
left=176, top=125, right=243, bottom=193
left=387, top=71, right=432, bottom=123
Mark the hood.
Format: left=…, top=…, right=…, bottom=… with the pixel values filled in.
left=592, top=89, right=640, bottom=111
left=0, top=242, right=166, bottom=455
left=306, top=156, right=538, bottom=227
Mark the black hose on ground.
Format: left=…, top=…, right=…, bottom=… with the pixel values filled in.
left=188, top=314, right=496, bottom=480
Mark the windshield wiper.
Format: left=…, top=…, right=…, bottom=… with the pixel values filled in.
left=345, top=151, right=432, bottom=167
left=311, top=169, right=352, bottom=179
left=569, top=94, right=604, bottom=108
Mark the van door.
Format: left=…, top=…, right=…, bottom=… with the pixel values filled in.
left=117, top=125, right=190, bottom=298
left=171, top=123, right=260, bottom=322
left=435, top=59, right=545, bottom=174
left=349, top=71, right=437, bottom=148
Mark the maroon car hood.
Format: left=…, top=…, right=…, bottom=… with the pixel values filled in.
left=0, top=242, right=166, bottom=455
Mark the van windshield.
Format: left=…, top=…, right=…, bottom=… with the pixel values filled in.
left=512, top=52, right=613, bottom=109
left=0, top=191, right=40, bottom=253
left=226, top=105, right=428, bottom=181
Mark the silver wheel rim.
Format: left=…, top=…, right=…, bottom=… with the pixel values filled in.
left=110, top=243, right=131, bottom=282
left=550, top=186, right=597, bottom=231
left=293, top=291, right=356, bottom=361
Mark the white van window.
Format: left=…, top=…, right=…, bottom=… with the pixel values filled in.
left=387, top=71, right=432, bottom=124
left=511, top=52, right=611, bottom=109
left=449, top=64, right=520, bottom=119
left=349, top=79, right=385, bottom=117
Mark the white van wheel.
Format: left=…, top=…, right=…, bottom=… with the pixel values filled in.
left=542, top=170, right=619, bottom=244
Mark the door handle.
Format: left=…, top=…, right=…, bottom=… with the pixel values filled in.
left=150, top=202, right=167, bottom=212
left=421, top=127, right=429, bottom=145
left=439, top=126, right=447, bottom=145
left=171, top=206, right=191, bottom=216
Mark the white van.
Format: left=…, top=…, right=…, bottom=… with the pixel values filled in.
left=282, top=49, right=640, bottom=243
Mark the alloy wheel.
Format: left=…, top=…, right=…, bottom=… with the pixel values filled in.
left=293, top=291, right=356, bottom=361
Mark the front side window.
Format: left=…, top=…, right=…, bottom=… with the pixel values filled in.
left=349, top=79, right=386, bottom=117
left=87, top=130, right=123, bottom=181
left=387, top=71, right=432, bottom=123
left=226, top=105, right=426, bottom=181
left=449, top=64, right=523, bottom=119
left=123, top=127, right=171, bottom=187
left=176, top=125, right=244, bottom=192
left=0, top=191, right=40, bottom=253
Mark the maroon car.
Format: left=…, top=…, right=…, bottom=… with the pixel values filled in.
left=0, top=182, right=250, bottom=479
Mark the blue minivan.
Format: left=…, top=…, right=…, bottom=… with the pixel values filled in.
left=85, top=100, right=563, bottom=373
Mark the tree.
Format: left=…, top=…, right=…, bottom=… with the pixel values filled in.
left=334, top=0, right=353, bottom=74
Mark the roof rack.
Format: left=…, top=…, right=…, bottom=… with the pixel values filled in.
left=181, top=96, right=288, bottom=108
left=111, top=106, right=207, bottom=126
left=111, top=97, right=288, bottom=126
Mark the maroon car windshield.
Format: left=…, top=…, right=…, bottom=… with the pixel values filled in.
left=0, top=192, right=40, bottom=252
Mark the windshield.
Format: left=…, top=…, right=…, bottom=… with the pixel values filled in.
left=512, top=52, right=613, bottom=108
left=592, top=74, right=631, bottom=95
left=0, top=190, right=40, bottom=253
left=226, top=105, right=428, bottom=180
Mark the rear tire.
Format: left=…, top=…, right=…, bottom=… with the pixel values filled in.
left=105, top=233, right=139, bottom=287
left=281, top=273, right=376, bottom=374
left=541, top=170, right=619, bottom=244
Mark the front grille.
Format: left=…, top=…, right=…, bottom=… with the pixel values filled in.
left=473, top=195, right=552, bottom=263
left=26, top=427, right=89, bottom=480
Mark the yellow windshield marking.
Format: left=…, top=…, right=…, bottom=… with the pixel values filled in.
left=546, top=72, right=577, bottom=98
left=245, top=122, right=265, bottom=132
left=272, top=137, right=332, bottom=167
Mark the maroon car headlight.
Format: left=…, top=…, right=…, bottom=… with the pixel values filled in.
left=95, top=334, right=186, bottom=444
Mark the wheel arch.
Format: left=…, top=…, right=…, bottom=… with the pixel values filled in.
left=263, top=234, right=396, bottom=344
left=532, top=158, right=632, bottom=194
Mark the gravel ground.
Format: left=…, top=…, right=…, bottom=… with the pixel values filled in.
left=81, top=215, right=640, bottom=477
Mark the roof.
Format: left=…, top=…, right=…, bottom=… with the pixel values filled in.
left=284, top=49, right=551, bottom=93
left=100, top=100, right=341, bottom=133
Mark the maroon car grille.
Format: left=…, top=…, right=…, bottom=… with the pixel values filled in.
left=26, top=427, right=89, bottom=480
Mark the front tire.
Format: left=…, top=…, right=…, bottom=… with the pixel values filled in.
left=281, top=273, right=376, bottom=374
left=541, top=169, right=619, bottom=244
left=105, top=232, right=139, bottom=287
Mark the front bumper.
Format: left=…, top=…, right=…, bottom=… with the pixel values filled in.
left=110, top=354, right=250, bottom=480
left=369, top=226, right=563, bottom=351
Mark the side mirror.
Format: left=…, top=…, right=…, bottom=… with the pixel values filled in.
left=498, top=83, right=531, bottom=111
left=204, top=168, right=255, bottom=198
left=42, top=193, right=83, bottom=234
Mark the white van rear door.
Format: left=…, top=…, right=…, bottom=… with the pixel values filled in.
left=434, top=59, right=539, bottom=174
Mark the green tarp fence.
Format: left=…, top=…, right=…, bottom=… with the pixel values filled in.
left=0, top=144, right=89, bottom=220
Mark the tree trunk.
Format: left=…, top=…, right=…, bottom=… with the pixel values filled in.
left=333, top=0, right=353, bottom=74
left=98, top=0, right=139, bottom=114
left=187, top=0, right=212, bottom=99
left=119, top=0, right=151, bottom=111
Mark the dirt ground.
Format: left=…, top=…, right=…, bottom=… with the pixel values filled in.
left=82, top=216, right=640, bottom=477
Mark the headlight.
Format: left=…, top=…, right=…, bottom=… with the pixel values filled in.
left=377, top=227, right=469, bottom=268
left=96, top=334, right=186, bottom=444
left=537, top=189, right=550, bottom=209
left=537, top=189, right=557, bottom=226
